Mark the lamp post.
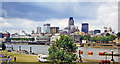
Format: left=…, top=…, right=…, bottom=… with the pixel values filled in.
left=19, top=46, right=21, bottom=54
left=30, top=47, right=32, bottom=53
left=105, top=52, right=107, bottom=60
left=111, top=50, right=114, bottom=61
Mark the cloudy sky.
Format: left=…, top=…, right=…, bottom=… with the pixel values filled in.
left=0, top=1, right=118, bottom=34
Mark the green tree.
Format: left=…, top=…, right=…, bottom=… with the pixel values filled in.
left=48, top=35, right=78, bottom=63
left=117, top=32, right=120, bottom=37
left=79, top=35, right=84, bottom=42
left=106, top=33, right=110, bottom=36
left=90, top=37, right=96, bottom=42
left=96, top=37, right=101, bottom=43
left=84, top=34, right=91, bottom=41
left=2, top=43, right=6, bottom=50
left=104, top=36, right=110, bottom=43
left=109, top=35, right=116, bottom=42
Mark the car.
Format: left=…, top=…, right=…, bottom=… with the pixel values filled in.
left=38, top=54, right=49, bottom=62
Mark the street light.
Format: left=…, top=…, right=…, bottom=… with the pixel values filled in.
left=105, top=52, right=107, bottom=60
left=111, top=50, right=114, bottom=61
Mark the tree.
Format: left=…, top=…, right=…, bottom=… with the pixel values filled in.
left=79, top=35, right=84, bottom=42
left=104, top=36, right=110, bottom=43
left=96, top=37, right=101, bottom=43
left=48, top=35, right=78, bottom=63
left=117, top=32, right=120, bottom=37
left=90, top=37, right=96, bottom=42
left=84, top=34, right=91, bottom=41
left=106, top=33, right=110, bottom=36
left=2, top=43, right=6, bottom=50
left=109, top=35, right=116, bottom=42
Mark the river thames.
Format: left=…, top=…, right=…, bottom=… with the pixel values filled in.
left=6, top=44, right=120, bottom=62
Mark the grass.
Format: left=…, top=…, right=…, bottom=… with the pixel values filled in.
left=2, top=51, right=120, bottom=64
left=2, top=51, right=38, bottom=62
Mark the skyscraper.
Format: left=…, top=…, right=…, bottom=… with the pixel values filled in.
left=50, top=27, right=59, bottom=33
left=36, top=27, right=41, bottom=34
left=43, top=24, right=50, bottom=33
left=94, top=30, right=101, bottom=34
left=69, top=17, right=74, bottom=26
left=31, top=30, right=35, bottom=34
left=81, top=23, right=89, bottom=33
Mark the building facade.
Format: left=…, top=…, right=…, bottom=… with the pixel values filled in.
left=94, top=30, right=101, bottom=34
left=43, top=24, right=50, bottom=33
left=50, top=27, right=59, bottom=33
left=81, top=23, right=89, bottom=33
left=36, top=27, right=41, bottom=34
left=69, top=17, right=74, bottom=26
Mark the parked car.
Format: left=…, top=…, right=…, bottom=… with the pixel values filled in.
left=38, top=54, right=49, bottom=62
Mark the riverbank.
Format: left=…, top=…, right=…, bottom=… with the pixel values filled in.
left=76, top=43, right=120, bottom=49
left=5, top=42, right=120, bottom=49
left=2, top=50, right=120, bottom=64
left=1, top=50, right=102, bottom=64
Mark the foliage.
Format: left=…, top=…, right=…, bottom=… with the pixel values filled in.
left=117, top=32, right=120, bottom=37
left=90, top=34, right=116, bottom=43
left=84, top=34, right=91, bottom=41
left=48, top=35, right=78, bottom=63
left=2, top=43, right=6, bottom=50
left=79, top=35, right=84, bottom=42
left=90, top=37, right=96, bottom=42
left=109, top=35, right=116, bottom=41
left=106, top=33, right=110, bottom=36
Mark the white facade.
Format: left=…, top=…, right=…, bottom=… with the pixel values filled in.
left=50, top=33, right=60, bottom=43
left=43, top=24, right=50, bottom=33
left=36, top=27, right=41, bottom=34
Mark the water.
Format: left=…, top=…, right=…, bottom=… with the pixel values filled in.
left=6, top=44, right=120, bottom=62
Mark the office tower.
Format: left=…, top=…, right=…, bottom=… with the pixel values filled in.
left=43, top=24, right=50, bottom=33
left=81, top=23, right=89, bottom=33
left=36, top=27, right=41, bottom=34
left=69, top=17, right=74, bottom=26
left=50, top=27, right=59, bottom=33
left=94, top=30, right=101, bottom=34
left=31, top=30, right=35, bottom=34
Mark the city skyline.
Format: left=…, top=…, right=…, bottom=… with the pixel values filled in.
left=0, top=2, right=118, bottom=34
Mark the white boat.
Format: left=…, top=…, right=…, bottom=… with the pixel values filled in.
left=38, top=54, right=49, bottom=62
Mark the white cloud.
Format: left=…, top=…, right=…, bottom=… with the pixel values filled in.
left=0, top=2, right=118, bottom=34
left=0, top=17, right=70, bottom=34
left=97, top=2, right=118, bottom=33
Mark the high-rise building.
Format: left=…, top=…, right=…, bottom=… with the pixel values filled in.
left=36, top=27, right=41, bottom=34
left=43, top=24, right=50, bottom=33
left=69, top=17, right=74, bottom=26
left=31, top=30, right=35, bottom=34
left=81, top=23, right=89, bottom=33
left=94, top=30, right=101, bottom=34
left=50, top=27, right=59, bottom=33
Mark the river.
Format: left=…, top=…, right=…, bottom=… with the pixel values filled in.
left=5, top=44, right=120, bottom=62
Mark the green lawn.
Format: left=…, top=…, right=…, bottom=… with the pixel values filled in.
left=2, top=51, right=38, bottom=62
left=2, top=51, right=119, bottom=64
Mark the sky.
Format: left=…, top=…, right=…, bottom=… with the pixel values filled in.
left=0, top=1, right=118, bottom=34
